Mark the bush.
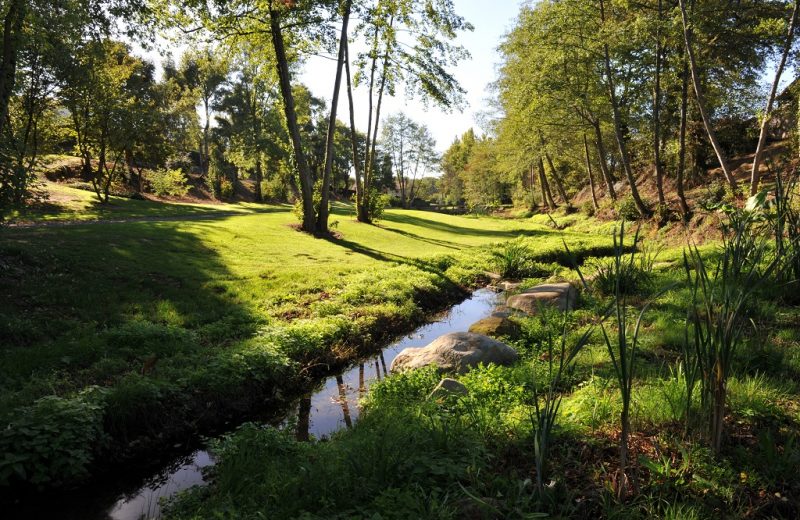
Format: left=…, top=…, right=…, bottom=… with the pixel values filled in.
left=0, top=390, right=106, bottom=488
left=580, top=200, right=596, bottom=217
left=616, top=194, right=649, bottom=220
left=149, top=168, right=190, bottom=197
left=219, top=178, right=235, bottom=200
left=261, top=176, right=288, bottom=201
left=697, top=179, right=735, bottom=211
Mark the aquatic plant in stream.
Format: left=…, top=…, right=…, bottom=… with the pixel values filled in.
left=682, top=195, right=783, bottom=456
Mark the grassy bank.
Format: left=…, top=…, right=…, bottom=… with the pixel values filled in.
left=0, top=201, right=615, bottom=493
left=164, top=216, right=800, bottom=519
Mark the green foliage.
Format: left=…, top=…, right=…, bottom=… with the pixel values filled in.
left=683, top=195, right=783, bottom=454
left=166, top=408, right=485, bottom=519
left=219, top=178, right=234, bottom=200
left=616, top=195, right=650, bottom=221
left=0, top=389, right=106, bottom=488
left=591, top=240, right=659, bottom=297
left=489, top=237, right=549, bottom=279
left=149, top=168, right=190, bottom=197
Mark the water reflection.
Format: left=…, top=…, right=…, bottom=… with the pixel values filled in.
left=288, top=288, right=501, bottom=441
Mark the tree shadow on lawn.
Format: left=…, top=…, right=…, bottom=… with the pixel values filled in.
left=0, top=220, right=258, bottom=393
left=380, top=211, right=545, bottom=239
left=319, top=233, right=465, bottom=286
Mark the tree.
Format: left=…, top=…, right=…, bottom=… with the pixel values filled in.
left=440, top=129, right=474, bottom=206
left=381, top=112, right=438, bottom=208
left=179, top=47, right=228, bottom=181
left=59, top=40, right=155, bottom=203
left=750, top=0, right=799, bottom=195
left=350, top=0, right=471, bottom=222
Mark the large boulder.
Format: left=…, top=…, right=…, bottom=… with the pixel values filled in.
left=468, top=316, right=521, bottom=339
left=390, top=332, right=518, bottom=375
left=506, top=282, right=577, bottom=315
left=498, top=280, right=522, bottom=292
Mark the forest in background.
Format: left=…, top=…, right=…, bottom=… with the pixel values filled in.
left=3, top=0, right=800, bottom=229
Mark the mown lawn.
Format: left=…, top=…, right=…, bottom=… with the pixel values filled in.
left=0, top=198, right=616, bottom=492
left=162, top=220, right=800, bottom=520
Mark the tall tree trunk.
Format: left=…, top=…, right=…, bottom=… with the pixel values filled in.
left=678, top=0, right=737, bottom=191
left=750, top=0, right=799, bottom=195
left=592, top=120, right=617, bottom=200
left=538, top=156, right=557, bottom=210
left=316, top=0, right=352, bottom=233
left=269, top=6, right=315, bottom=233
left=254, top=158, right=263, bottom=202
left=360, top=26, right=380, bottom=220
left=599, top=0, right=649, bottom=217
left=366, top=29, right=393, bottom=195
left=677, top=59, right=691, bottom=217
left=584, top=134, right=599, bottom=210
left=344, top=41, right=368, bottom=223
left=0, top=0, right=25, bottom=138
left=653, top=0, right=666, bottom=207
left=544, top=151, right=570, bottom=205
left=529, top=163, right=537, bottom=210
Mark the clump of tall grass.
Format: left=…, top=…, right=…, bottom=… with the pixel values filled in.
left=769, top=170, right=800, bottom=293
left=527, top=311, right=595, bottom=494
left=591, top=237, right=661, bottom=297
left=682, top=194, right=783, bottom=455
left=570, top=221, right=672, bottom=495
left=489, top=238, right=546, bottom=279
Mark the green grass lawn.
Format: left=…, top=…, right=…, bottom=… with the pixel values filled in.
left=160, top=217, right=800, bottom=520
left=0, top=198, right=618, bottom=492
left=5, top=181, right=260, bottom=223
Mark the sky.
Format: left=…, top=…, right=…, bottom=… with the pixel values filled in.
left=298, top=0, right=526, bottom=154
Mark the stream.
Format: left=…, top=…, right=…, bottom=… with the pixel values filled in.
left=15, top=288, right=503, bottom=520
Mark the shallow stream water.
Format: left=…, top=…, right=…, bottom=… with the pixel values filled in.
left=16, top=288, right=503, bottom=520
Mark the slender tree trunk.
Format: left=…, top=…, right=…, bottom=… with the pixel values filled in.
left=677, top=59, right=691, bottom=217
left=544, top=150, right=570, bottom=206
left=678, top=0, right=737, bottom=191
left=592, top=120, right=617, bottom=200
left=751, top=0, right=799, bottom=195
left=366, top=32, right=393, bottom=195
left=599, top=0, right=649, bottom=217
left=269, top=6, right=316, bottom=233
left=316, top=0, right=352, bottom=233
left=538, top=156, right=556, bottom=210
left=360, top=26, right=380, bottom=219
left=0, top=0, right=25, bottom=138
left=529, top=163, right=537, bottom=210
left=344, top=41, right=367, bottom=223
left=254, top=158, right=263, bottom=202
left=584, top=134, right=599, bottom=210
left=653, top=0, right=666, bottom=207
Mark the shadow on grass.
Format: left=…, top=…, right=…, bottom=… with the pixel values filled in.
left=0, top=221, right=256, bottom=393
left=380, top=211, right=543, bottom=239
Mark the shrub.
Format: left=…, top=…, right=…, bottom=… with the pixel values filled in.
left=149, top=168, right=190, bottom=197
left=580, top=200, right=596, bottom=217
left=0, top=390, right=107, bottom=488
left=261, top=176, right=288, bottom=201
left=219, top=178, right=235, bottom=200
left=615, top=194, right=648, bottom=221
